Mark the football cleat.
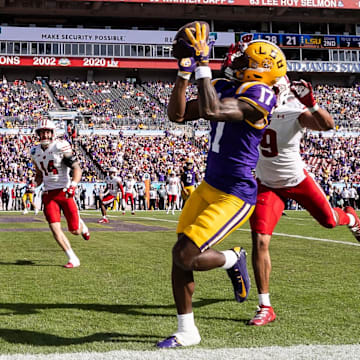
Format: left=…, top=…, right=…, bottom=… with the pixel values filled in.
left=64, top=261, right=80, bottom=269
left=82, top=231, right=90, bottom=241
left=248, top=305, right=276, bottom=326
left=23, top=209, right=28, bottom=215
left=98, top=218, right=109, bottom=224
left=156, top=336, right=182, bottom=348
left=226, top=247, right=251, bottom=303
left=345, top=206, right=360, bottom=242
left=156, top=330, right=201, bottom=348
left=131, top=211, right=135, bottom=215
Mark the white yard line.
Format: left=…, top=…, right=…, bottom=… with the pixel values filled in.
left=81, top=212, right=360, bottom=247
left=237, top=228, right=360, bottom=247
left=2, top=344, right=360, bottom=360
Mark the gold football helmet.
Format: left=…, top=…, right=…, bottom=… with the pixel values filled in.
left=242, top=40, right=287, bottom=86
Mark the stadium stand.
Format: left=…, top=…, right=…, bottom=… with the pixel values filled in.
left=2, top=79, right=360, bottom=131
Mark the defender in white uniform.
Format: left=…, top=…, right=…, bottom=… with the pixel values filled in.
left=249, top=77, right=360, bottom=325
left=123, top=174, right=136, bottom=215
left=166, top=172, right=180, bottom=215
left=31, top=119, right=90, bottom=269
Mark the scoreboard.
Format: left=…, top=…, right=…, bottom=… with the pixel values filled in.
left=238, top=33, right=360, bottom=49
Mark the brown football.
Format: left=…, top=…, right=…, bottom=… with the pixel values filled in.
left=172, top=21, right=210, bottom=60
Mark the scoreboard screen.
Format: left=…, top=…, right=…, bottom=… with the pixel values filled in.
left=238, top=33, right=360, bottom=49
left=339, top=36, right=360, bottom=48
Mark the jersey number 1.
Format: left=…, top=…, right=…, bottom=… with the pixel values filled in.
left=211, top=122, right=225, bottom=153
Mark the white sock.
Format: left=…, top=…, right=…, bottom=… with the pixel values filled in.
left=79, top=218, right=88, bottom=234
left=220, top=250, right=238, bottom=269
left=259, top=293, right=271, bottom=307
left=65, top=248, right=79, bottom=264
left=347, top=214, right=356, bottom=227
left=177, top=312, right=197, bottom=333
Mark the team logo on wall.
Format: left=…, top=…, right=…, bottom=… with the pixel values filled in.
left=240, top=33, right=254, bottom=43
left=58, top=58, right=71, bottom=66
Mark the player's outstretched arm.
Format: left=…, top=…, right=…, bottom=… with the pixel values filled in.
left=291, top=79, right=334, bottom=131
left=298, top=107, right=334, bottom=131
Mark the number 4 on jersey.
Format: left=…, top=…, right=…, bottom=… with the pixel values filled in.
left=39, top=160, right=59, bottom=176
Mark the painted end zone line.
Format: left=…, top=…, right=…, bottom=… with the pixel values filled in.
left=237, top=228, right=360, bottom=247
left=81, top=212, right=360, bottom=247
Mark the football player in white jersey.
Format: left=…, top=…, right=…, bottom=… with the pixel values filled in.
left=166, top=171, right=180, bottom=215
left=248, top=77, right=360, bottom=325
left=31, top=119, right=90, bottom=269
left=123, top=173, right=136, bottom=215
left=98, top=167, right=124, bottom=223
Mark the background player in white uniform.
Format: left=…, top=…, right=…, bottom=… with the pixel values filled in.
left=31, top=119, right=90, bottom=269
left=166, top=171, right=180, bottom=215
left=123, top=174, right=136, bottom=215
left=98, top=167, right=124, bottom=223
left=249, top=77, right=360, bottom=325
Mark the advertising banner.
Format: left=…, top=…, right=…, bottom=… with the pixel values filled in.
left=0, top=26, right=235, bottom=46
left=0, top=55, right=360, bottom=73
left=75, top=0, right=360, bottom=10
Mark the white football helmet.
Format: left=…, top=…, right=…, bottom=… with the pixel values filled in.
left=35, top=119, right=56, bottom=146
left=273, top=75, right=294, bottom=106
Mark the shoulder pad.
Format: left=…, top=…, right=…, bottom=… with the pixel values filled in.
left=58, top=140, right=72, bottom=153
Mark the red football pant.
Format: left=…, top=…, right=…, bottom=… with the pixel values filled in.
left=250, top=170, right=337, bottom=235
left=168, top=194, right=177, bottom=204
left=42, top=189, right=79, bottom=231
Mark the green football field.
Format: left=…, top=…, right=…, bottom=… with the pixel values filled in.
left=0, top=210, right=359, bottom=355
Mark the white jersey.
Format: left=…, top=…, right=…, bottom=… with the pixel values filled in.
left=30, top=139, right=72, bottom=191
left=167, top=176, right=180, bottom=195
left=124, top=179, right=136, bottom=194
left=256, top=97, right=307, bottom=188
left=105, top=176, right=122, bottom=196
left=149, top=189, right=157, bottom=199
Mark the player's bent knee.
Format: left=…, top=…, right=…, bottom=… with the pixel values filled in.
left=172, top=234, right=200, bottom=270
left=252, top=231, right=271, bottom=250
left=70, top=229, right=81, bottom=235
left=322, top=219, right=337, bottom=229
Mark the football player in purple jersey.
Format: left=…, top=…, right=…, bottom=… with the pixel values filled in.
left=156, top=22, right=287, bottom=348
left=180, top=158, right=199, bottom=206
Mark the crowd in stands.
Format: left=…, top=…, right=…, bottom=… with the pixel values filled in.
left=49, top=80, right=170, bottom=129
left=314, top=84, right=360, bottom=130
left=1, top=79, right=360, bottom=131
left=76, top=132, right=208, bottom=183
left=0, top=79, right=56, bottom=126
left=0, top=78, right=360, bottom=211
left=0, top=131, right=360, bottom=208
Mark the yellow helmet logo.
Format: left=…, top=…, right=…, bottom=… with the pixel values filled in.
left=243, top=40, right=287, bottom=86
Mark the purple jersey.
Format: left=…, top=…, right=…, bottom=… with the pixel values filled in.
left=204, top=79, right=276, bottom=204
left=181, top=169, right=196, bottom=186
